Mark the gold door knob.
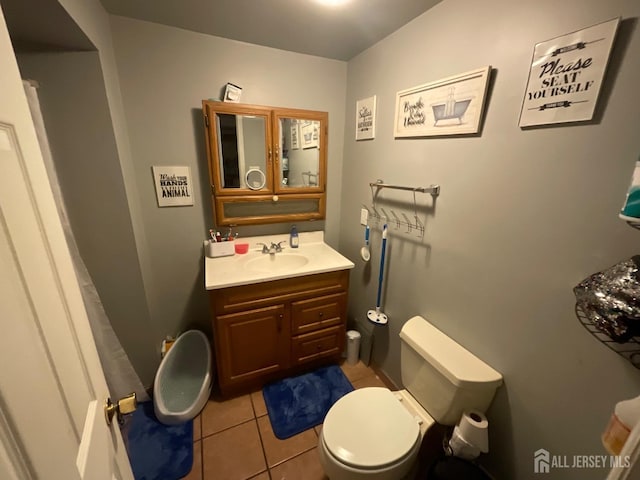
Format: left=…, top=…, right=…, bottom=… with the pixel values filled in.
left=104, top=392, right=137, bottom=426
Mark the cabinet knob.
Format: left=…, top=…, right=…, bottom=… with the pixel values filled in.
left=277, top=313, right=283, bottom=332
left=319, top=312, right=324, bottom=318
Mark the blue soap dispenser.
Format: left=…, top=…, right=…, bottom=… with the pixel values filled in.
left=290, top=225, right=299, bottom=248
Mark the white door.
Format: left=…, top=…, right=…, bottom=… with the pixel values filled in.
left=0, top=5, right=134, bottom=480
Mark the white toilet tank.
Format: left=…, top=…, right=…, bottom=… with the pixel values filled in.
left=400, top=316, right=502, bottom=425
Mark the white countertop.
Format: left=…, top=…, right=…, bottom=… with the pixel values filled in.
left=204, top=231, right=354, bottom=290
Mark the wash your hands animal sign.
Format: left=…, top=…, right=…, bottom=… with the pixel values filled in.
left=152, top=166, right=194, bottom=207
left=519, top=17, right=620, bottom=127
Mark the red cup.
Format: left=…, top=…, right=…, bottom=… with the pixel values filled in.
left=234, top=243, right=249, bottom=254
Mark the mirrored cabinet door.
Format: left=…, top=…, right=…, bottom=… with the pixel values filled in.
left=204, top=103, right=273, bottom=195
left=274, top=109, right=327, bottom=194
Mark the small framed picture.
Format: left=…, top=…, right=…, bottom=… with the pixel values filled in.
left=152, top=166, right=194, bottom=207
left=290, top=122, right=300, bottom=149
left=356, top=95, right=376, bottom=141
left=518, top=17, right=620, bottom=127
left=301, top=121, right=319, bottom=149
left=394, top=67, right=491, bottom=137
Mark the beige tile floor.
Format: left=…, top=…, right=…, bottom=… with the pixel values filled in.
left=184, top=361, right=389, bottom=480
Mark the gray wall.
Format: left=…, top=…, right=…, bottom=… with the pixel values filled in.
left=16, top=51, right=158, bottom=385
left=108, top=16, right=347, bottom=353
left=54, top=0, right=160, bottom=386
left=340, top=0, right=640, bottom=478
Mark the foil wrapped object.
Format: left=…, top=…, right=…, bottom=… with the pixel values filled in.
left=574, top=256, right=640, bottom=343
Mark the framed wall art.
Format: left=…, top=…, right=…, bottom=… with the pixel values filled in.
left=356, top=95, right=376, bottom=140
left=290, top=121, right=300, bottom=149
left=519, top=17, right=620, bottom=127
left=301, top=121, right=319, bottom=149
left=394, top=66, right=491, bottom=138
left=152, top=165, right=194, bottom=207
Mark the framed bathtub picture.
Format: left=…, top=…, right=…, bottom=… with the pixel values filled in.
left=394, top=66, right=491, bottom=138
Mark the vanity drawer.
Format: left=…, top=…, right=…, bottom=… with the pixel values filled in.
left=212, top=270, right=349, bottom=314
left=291, top=292, right=346, bottom=335
left=292, top=325, right=344, bottom=365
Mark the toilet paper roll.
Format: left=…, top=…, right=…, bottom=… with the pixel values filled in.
left=449, top=426, right=482, bottom=460
left=457, top=410, right=489, bottom=453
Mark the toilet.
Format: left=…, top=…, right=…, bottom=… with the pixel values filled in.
left=318, top=316, right=502, bottom=480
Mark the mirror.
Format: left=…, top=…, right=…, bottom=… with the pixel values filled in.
left=216, top=112, right=269, bottom=190
left=277, top=118, right=321, bottom=189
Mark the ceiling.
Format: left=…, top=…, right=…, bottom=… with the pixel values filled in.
left=3, top=0, right=95, bottom=52
left=98, top=0, right=442, bottom=61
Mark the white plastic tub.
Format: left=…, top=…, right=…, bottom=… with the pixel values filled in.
left=153, top=330, right=212, bottom=425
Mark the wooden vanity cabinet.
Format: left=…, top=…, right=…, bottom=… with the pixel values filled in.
left=209, top=270, right=349, bottom=396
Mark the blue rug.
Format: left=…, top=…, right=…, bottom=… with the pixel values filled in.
left=263, top=365, right=354, bottom=439
left=126, top=401, right=193, bottom=480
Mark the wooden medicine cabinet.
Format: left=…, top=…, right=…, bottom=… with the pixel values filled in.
left=202, top=101, right=328, bottom=225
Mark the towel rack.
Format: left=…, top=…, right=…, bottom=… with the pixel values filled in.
left=366, top=179, right=440, bottom=238
left=302, top=171, right=318, bottom=186
left=368, top=181, right=440, bottom=196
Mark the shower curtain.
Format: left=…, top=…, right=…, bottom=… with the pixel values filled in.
left=22, top=80, right=149, bottom=403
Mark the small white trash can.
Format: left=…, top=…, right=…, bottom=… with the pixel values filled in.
left=346, top=330, right=361, bottom=365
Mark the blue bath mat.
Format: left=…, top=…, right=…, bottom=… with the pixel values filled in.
left=263, top=365, right=354, bottom=439
left=125, top=401, right=193, bottom=480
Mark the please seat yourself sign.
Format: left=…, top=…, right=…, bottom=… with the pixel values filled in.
left=519, top=17, right=620, bottom=127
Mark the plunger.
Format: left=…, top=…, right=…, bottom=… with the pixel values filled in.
left=367, top=224, right=388, bottom=325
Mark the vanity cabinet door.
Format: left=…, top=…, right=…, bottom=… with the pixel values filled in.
left=215, top=304, right=290, bottom=392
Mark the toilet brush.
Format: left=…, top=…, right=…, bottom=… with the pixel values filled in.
left=367, top=224, right=388, bottom=325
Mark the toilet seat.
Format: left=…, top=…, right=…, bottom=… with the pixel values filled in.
left=322, top=387, right=421, bottom=469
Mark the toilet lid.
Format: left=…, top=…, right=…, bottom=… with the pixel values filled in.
left=323, top=387, right=420, bottom=469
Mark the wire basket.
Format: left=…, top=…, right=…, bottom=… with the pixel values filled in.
left=576, top=304, right=640, bottom=369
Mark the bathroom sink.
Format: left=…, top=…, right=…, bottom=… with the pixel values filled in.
left=245, top=253, right=310, bottom=273
left=204, top=231, right=355, bottom=290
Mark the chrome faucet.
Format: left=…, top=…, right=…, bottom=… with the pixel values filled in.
left=256, top=241, right=286, bottom=254
left=272, top=241, right=286, bottom=253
